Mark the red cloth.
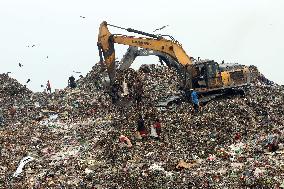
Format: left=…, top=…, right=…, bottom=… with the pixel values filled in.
left=154, top=122, right=161, bottom=136
left=235, top=133, right=241, bottom=140
left=119, top=135, right=132, bottom=147
left=139, top=130, right=147, bottom=136
left=154, top=122, right=161, bottom=129
left=119, top=136, right=127, bottom=143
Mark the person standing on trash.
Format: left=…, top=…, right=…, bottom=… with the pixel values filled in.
left=134, top=80, right=143, bottom=105
left=137, top=114, right=147, bottom=140
left=68, top=75, right=77, bottom=89
left=9, top=105, right=16, bottom=117
left=184, top=88, right=191, bottom=103
left=111, top=81, right=120, bottom=104
left=153, top=118, right=162, bottom=139
left=121, top=77, right=129, bottom=98
left=94, top=76, right=102, bottom=90
left=190, top=88, right=199, bottom=112
left=46, top=80, right=51, bottom=93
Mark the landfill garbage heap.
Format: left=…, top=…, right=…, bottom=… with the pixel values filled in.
left=0, top=64, right=284, bottom=189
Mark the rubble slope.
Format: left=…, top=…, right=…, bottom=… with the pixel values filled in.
left=0, top=65, right=284, bottom=188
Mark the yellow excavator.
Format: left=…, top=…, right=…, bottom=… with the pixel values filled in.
left=97, top=21, right=251, bottom=97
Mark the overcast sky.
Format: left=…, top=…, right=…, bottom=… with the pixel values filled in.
left=0, top=0, right=283, bottom=92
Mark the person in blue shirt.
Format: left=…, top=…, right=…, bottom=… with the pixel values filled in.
left=190, top=89, right=199, bottom=112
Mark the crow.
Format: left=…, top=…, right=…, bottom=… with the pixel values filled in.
left=153, top=25, right=169, bottom=32
left=73, top=71, right=81, bottom=74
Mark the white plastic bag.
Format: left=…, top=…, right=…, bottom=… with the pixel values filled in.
left=122, top=79, right=129, bottom=96
left=13, top=156, right=34, bottom=177
left=150, top=125, right=158, bottom=137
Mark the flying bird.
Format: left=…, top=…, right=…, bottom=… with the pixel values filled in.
left=46, top=56, right=49, bottom=59
left=80, top=16, right=86, bottom=18
left=40, top=85, right=44, bottom=87
left=26, top=79, right=31, bottom=83
left=153, top=25, right=169, bottom=32
left=73, top=71, right=81, bottom=74
left=31, top=45, right=36, bottom=47
left=19, top=63, right=23, bottom=67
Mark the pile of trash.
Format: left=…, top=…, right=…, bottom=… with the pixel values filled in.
left=0, top=73, right=33, bottom=125
left=0, top=64, right=284, bottom=188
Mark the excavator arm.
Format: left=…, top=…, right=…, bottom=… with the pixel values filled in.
left=97, top=21, right=193, bottom=85
left=118, top=46, right=181, bottom=70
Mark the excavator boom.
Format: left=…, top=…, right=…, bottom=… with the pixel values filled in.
left=97, top=21, right=192, bottom=84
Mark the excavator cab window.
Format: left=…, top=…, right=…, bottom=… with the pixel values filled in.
left=207, top=63, right=218, bottom=78
left=206, top=62, right=222, bottom=88
left=192, top=64, right=206, bottom=89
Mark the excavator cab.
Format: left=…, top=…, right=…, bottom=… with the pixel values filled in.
left=192, top=60, right=223, bottom=92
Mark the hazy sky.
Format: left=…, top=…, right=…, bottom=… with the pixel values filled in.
left=0, top=0, right=283, bottom=91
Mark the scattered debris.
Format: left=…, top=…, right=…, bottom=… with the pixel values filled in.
left=176, top=159, right=198, bottom=169
left=12, top=156, right=34, bottom=177
left=119, top=135, right=132, bottom=148
left=0, top=63, right=283, bottom=188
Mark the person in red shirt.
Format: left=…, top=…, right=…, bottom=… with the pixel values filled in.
left=46, top=80, right=51, bottom=93
left=153, top=118, right=161, bottom=138
left=235, top=132, right=241, bottom=141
